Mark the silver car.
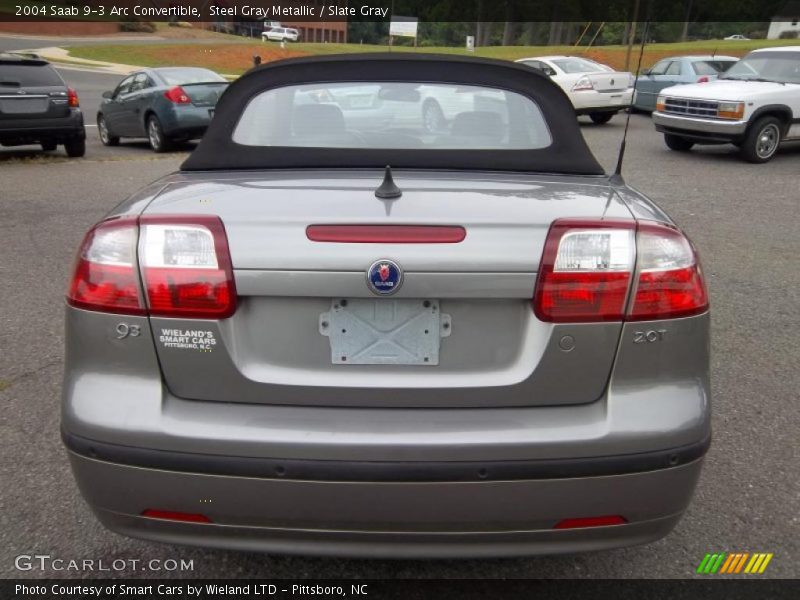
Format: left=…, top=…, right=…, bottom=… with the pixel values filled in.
left=62, top=54, right=711, bottom=558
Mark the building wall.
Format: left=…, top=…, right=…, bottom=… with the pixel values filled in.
left=767, top=20, right=800, bottom=39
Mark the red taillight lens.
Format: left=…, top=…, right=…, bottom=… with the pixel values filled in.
left=164, top=86, right=191, bottom=104
left=67, top=87, right=79, bottom=107
left=67, top=217, right=144, bottom=315
left=139, top=215, right=236, bottom=319
left=533, top=219, right=708, bottom=323
left=533, top=219, right=636, bottom=322
left=697, top=75, right=710, bottom=83
left=553, top=515, right=627, bottom=529
left=141, top=509, right=212, bottom=523
left=627, top=222, right=708, bottom=320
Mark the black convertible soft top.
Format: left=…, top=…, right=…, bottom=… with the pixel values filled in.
left=181, top=53, right=604, bottom=175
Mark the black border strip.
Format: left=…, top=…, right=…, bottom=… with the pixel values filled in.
left=63, top=429, right=710, bottom=482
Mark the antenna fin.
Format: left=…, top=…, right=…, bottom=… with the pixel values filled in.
left=375, top=165, right=402, bottom=199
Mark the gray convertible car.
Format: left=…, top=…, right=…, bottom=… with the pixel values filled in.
left=97, top=67, right=228, bottom=152
left=63, top=54, right=711, bottom=558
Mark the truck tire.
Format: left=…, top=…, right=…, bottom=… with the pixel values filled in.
left=664, top=134, right=694, bottom=152
left=739, top=116, right=782, bottom=163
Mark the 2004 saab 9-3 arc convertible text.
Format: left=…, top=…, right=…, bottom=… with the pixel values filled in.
left=61, top=54, right=711, bottom=559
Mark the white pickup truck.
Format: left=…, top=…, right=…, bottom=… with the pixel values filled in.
left=652, top=46, right=800, bottom=163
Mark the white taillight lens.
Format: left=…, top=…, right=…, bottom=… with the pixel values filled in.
left=142, top=225, right=219, bottom=269
left=554, top=230, right=634, bottom=272
left=67, top=217, right=144, bottom=314
left=139, top=216, right=236, bottom=319
left=534, top=219, right=708, bottom=323
left=572, top=76, right=594, bottom=92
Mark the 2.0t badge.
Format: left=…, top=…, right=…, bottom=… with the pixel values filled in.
left=366, top=259, right=403, bottom=295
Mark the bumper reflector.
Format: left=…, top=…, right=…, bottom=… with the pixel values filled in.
left=553, top=515, right=627, bottom=529
left=141, top=509, right=212, bottom=524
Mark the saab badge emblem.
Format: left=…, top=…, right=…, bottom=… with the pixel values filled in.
left=367, top=259, right=402, bottom=295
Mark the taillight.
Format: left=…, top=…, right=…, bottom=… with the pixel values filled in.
left=627, top=222, right=708, bottom=320
left=533, top=219, right=708, bottom=323
left=67, top=217, right=144, bottom=315
left=164, top=86, right=191, bottom=104
left=67, top=215, right=236, bottom=319
left=571, top=76, right=594, bottom=92
left=697, top=75, right=710, bottom=83
left=139, top=215, right=236, bottom=319
left=67, top=87, right=79, bottom=107
left=534, top=220, right=635, bottom=322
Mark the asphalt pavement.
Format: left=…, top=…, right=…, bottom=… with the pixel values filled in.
left=0, top=65, right=798, bottom=580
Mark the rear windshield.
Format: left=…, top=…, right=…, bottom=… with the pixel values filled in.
left=156, top=68, right=226, bottom=86
left=693, top=60, right=737, bottom=75
left=232, top=82, right=552, bottom=150
left=0, top=64, right=62, bottom=87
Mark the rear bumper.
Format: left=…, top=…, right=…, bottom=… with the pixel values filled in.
left=159, top=105, right=213, bottom=138
left=62, top=306, right=711, bottom=556
left=652, top=111, right=748, bottom=142
left=67, top=448, right=705, bottom=558
left=0, top=110, right=84, bottom=145
left=572, top=89, right=633, bottom=113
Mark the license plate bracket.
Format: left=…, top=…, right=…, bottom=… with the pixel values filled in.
left=320, top=298, right=451, bottom=365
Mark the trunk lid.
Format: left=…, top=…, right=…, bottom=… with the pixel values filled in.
left=143, top=170, right=633, bottom=408
left=181, top=82, right=228, bottom=107
left=588, top=72, right=633, bottom=93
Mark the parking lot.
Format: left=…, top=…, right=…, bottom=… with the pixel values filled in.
left=1, top=64, right=798, bottom=579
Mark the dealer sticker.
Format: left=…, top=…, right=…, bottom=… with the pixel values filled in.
left=159, top=328, right=217, bottom=352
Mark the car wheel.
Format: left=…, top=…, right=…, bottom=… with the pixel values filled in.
left=97, top=116, right=119, bottom=146
left=739, top=116, right=782, bottom=164
left=41, top=141, right=57, bottom=152
left=664, top=133, right=694, bottom=152
left=147, top=115, right=171, bottom=153
left=422, top=101, right=445, bottom=133
left=64, top=138, right=86, bottom=158
left=589, top=112, right=614, bottom=125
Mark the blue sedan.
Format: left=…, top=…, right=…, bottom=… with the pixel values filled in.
left=97, top=67, right=228, bottom=152
left=633, top=55, right=738, bottom=112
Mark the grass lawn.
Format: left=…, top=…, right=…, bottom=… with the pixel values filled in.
left=67, top=38, right=790, bottom=76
